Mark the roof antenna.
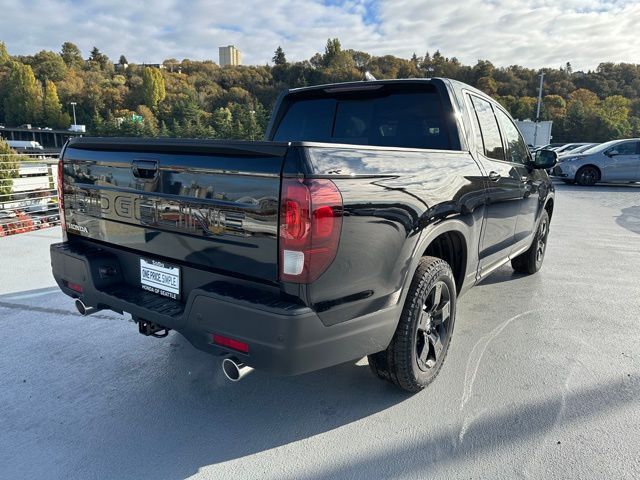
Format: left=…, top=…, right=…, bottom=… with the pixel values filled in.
left=364, top=71, right=377, bottom=81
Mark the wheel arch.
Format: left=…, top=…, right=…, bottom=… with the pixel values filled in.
left=402, top=219, right=474, bottom=299
left=422, top=230, right=467, bottom=294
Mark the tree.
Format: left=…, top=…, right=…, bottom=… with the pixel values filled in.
left=272, top=46, right=286, bottom=66
left=42, top=80, right=70, bottom=128
left=119, top=55, right=128, bottom=66
left=323, top=38, right=350, bottom=68
left=136, top=104, right=158, bottom=135
left=212, top=107, right=233, bottom=138
left=477, top=76, right=498, bottom=96
left=512, top=96, right=537, bottom=120
left=348, top=50, right=372, bottom=72
left=89, top=47, right=110, bottom=70
left=0, top=138, right=19, bottom=197
left=542, top=95, right=566, bottom=120
left=593, top=95, right=632, bottom=140
left=0, top=42, right=9, bottom=65
left=3, top=61, right=41, bottom=125
left=30, top=50, right=67, bottom=82
left=60, top=42, right=83, bottom=69
left=142, top=67, right=166, bottom=110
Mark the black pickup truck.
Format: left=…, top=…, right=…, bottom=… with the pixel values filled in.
left=51, top=78, right=557, bottom=392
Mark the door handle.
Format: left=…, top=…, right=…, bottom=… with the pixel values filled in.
left=132, top=160, right=158, bottom=179
left=488, top=171, right=501, bottom=181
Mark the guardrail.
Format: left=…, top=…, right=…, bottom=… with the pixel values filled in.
left=0, top=153, right=61, bottom=237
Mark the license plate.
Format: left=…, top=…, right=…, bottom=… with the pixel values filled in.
left=140, top=259, right=181, bottom=300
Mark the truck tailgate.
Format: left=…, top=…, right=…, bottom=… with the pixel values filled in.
left=61, top=138, right=288, bottom=283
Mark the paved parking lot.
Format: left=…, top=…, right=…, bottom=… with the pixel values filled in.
left=1, top=182, right=639, bottom=480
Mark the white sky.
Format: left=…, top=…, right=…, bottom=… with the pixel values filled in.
left=1, top=0, right=639, bottom=70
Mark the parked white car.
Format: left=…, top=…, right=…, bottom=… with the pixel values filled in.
left=551, top=139, right=640, bottom=185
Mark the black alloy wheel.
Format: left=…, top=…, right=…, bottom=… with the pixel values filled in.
left=368, top=256, right=457, bottom=392
left=576, top=166, right=599, bottom=186
left=511, top=209, right=550, bottom=274
left=415, top=281, right=452, bottom=372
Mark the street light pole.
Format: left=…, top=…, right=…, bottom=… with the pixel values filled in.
left=70, top=102, right=77, bottom=125
left=533, top=73, right=545, bottom=147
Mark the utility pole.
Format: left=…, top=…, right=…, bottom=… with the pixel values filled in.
left=533, top=72, right=545, bottom=147
left=70, top=102, right=77, bottom=125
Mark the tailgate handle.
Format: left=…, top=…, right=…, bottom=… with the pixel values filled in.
left=132, top=160, right=158, bottom=179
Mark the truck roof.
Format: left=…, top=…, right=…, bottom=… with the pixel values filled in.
left=288, top=78, right=442, bottom=94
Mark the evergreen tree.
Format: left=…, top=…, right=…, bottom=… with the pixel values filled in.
left=89, top=47, right=110, bottom=70
left=158, top=120, right=170, bottom=137
left=323, top=38, right=342, bottom=66
left=119, top=55, right=128, bottom=65
left=272, top=46, right=287, bottom=66
left=212, top=107, right=233, bottom=139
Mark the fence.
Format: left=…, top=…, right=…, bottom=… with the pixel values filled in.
left=0, top=153, right=61, bottom=237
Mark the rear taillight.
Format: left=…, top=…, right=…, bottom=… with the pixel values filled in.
left=57, top=157, right=67, bottom=241
left=279, top=178, right=343, bottom=283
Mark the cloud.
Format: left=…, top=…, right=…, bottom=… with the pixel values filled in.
left=0, top=0, right=638, bottom=70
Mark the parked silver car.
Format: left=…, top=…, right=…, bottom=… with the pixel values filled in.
left=551, top=138, right=640, bottom=185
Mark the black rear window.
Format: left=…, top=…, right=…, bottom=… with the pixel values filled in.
left=273, top=86, right=451, bottom=150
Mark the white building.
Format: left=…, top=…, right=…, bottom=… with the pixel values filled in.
left=219, top=45, right=241, bottom=67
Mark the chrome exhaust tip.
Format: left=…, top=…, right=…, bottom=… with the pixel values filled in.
left=75, top=299, right=100, bottom=316
left=222, top=357, right=254, bottom=382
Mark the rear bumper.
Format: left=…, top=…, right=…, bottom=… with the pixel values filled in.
left=50, top=241, right=399, bottom=375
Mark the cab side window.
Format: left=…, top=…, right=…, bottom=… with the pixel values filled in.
left=469, top=95, right=505, bottom=161
left=495, top=108, right=530, bottom=164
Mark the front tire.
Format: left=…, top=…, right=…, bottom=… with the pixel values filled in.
left=511, top=210, right=550, bottom=274
left=368, top=256, right=456, bottom=393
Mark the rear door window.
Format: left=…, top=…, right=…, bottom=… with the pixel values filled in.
left=608, top=142, right=639, bottom=156
left=273, top=88, right=451, bottom=150
left=469, top=95, right=505, bottom=161
left=494, top=108, right=530, bottom=164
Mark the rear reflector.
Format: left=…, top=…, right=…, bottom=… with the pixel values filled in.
left=213, top=334, right=249, bottom=353
left=66, top=282, right=83, bottom=293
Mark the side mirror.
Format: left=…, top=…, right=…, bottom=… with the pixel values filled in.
left=606, top=150, right=619, bottom=157
left=532, top=149, right=558, bottom=169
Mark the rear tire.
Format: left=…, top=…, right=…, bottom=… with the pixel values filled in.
left=575, top=166, right=599, bottom=186
left=511, top=210, right=550, bottom=274
left=368, top=256, right=456, bottom=393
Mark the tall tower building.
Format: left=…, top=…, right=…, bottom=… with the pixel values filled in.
left=219, top=45, right=242, bottom=67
